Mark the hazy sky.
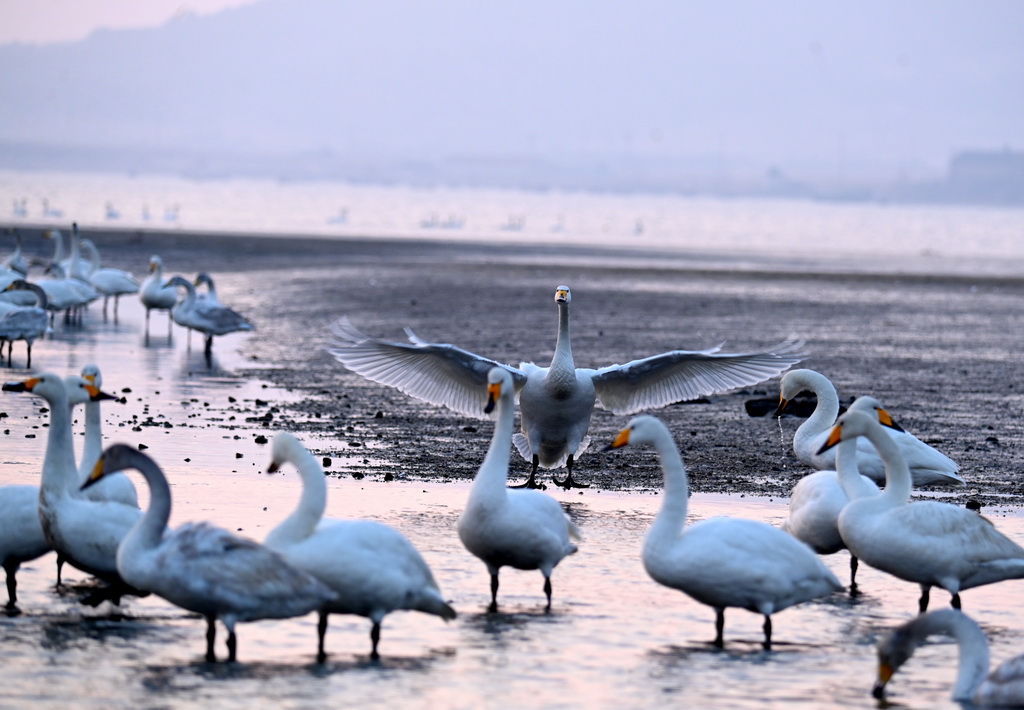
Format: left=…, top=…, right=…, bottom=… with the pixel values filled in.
left=0, top=0, right=260, bottom=45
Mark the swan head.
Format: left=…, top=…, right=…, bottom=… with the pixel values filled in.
left=603, top=414, right=668, bottom=451
left=554, top=285, right=571, bottom=305
left=484, top=367, right=514, bottom=414
left=81, top=363, right=102, bottom=389
left=82, top=443, right=141, bottom=491
left=148, top=255, right=163, bottom=273
left=194, top=272, right=214, bottom=289
left=64, top=374, right=117, bottom=406
left=847, top=395, right=904, bottom=432
left=3, top=372, right=68, bottom=398
left=267, top=432, right=308, bottom=473
left=816, top=409, right=880, bottom=455
left=872, top=617, right=931, bottom=700
left=164, top=275, right=193, bottom=293
left=775, top=368, right=827, bottom=416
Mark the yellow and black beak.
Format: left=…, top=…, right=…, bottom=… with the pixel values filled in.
left=484, top=381, right=502, bottom=414
left=871, top=662, right=895, bottom=700
left=85, top=384, right=118, bottom=402
left=875, top=407, right=905, bottom=433
left=815, top=424, right=843, bottom=455
left=602, top=427, right=632, bottom=452
left=81, top=457, right=107, bottom=491
left=555, top=288, right=569, bottom=303
left=773, top=395, right=791, bottom=418
left=267, top=461, right=281, bottom=474
left=2, top=377, right=40, bottom=393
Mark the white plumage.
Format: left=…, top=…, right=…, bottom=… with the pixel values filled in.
left=330, top=284, right=805, bottom=489
left=264, top=432, right=455, bottom=661
left=84, top=444, right=337, bottom=663
left=605, top=414, right=842, bottom=649
left=139, top=255, right=179, bottom=335
left=821, top=409, right=1024, bottom=612
left=777, top=369, right=963, bottom=486
left=79, top=238, right=139, bottom=319
left=0, top=484, right=51, bottom=608
left=457, top=367, right=580, bottom=612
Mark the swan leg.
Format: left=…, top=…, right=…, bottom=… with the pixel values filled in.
left=25, top=341, right=32, bottom=369
left=317, top=611, right=329, bottom=664
left=370, top=622, right=381, bottom=660
left=951, top=592, right=962, bottom=610
left=762, top=615, right=772, bottom=651
left=205, top=616, right=217, bottom=662
left=849, top=556, right=860, bottom=596
left=488, top=572, right=500, bottom=613
left=552, top=455, right=589, bottom=490
left=918, top=585, right=931, bottom=614
left=713, top=609, right=725, bottom=648
left=4, top=561, right=17, bottom=607
left=510, top=456, right=544, bottom=489
left=226, top=629, right=238, bottom=663
left=55, top=554, right=65, bottom=586
left=543, top=576, right=552, bottom=612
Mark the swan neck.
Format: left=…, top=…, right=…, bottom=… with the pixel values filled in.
left=797, top=375, right=840, bottom=443
left=865, top=424, right=913, bottom=504
left=917, top=612, right=991, bottom=700
left=648, top=430, right=690, bottom=542
left=131, top=454, right=173, bottom=551
left=471, top=393, right=514, bottom=504
left=834, top=438, right=875, bottom=499
left=40, top=388, right=78, bottom=499
left=267, top=448, right=327, bottom=547
left=80, top=400, right=103, bottom=475
left=551, top=301, right=574, bottom=371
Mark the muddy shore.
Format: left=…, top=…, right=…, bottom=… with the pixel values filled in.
left=7, top=222, right=1023, bottom=506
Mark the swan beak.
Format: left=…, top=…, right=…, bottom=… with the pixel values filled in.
left=602, top=428, right=631, bottom=452
left=267, top=461, right=281, bottom=474
left=2, top=377, right=40, bottom=393
left=148, top=260, right=158, bottom=272
left=875, top=407, right=905, bottom=433
left=484, top=382, right=501, bottom=414
left=555, top=288, right=569, bottom=303
left=871, top=662, right=895, bottom=699
left=85, top=384, right=117, bottom=402
left=773, top=395, right=791, bottom=418
left=816, top=424, right=843, bottom=455
left=81, top=457, right=107, bottom=491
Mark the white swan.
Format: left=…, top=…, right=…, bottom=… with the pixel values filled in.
left=165, top=275, right=254, bottom=358
left=605, top=415, right=842, bottom=648
left=874, top=609, right=1024, bottom=705
left=780, top=396, right=904, bottom=589
left=139, top=255, right=179, bottom=335
left=776, top=369, right=962, bottom=486
left=330, top=285, right=806, bottom=489
left=2, top=373, right=145, bottom=604
left=60, top=223, right=93, bottom=283
left=83, top=444, right=337, bottom=663
left=75, top=365, right=139, bottom=508
left=264, top=432, right=456, bottom=661
left=457, top=367, right=581, bottom=611
left=3, top=229, right=29, bottom=276
left=820, top=409, right=1024, bottom=612
left=0, top=484, right=51, bottom=608
left=1, top=280, right=49, bottom=368
left=79, top=239, right=139, bottom=319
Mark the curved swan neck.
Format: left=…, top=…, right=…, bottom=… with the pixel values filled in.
left=267, top=445, right=327, bottom=546
left=796, top=373, right=840, bottom=445
left=913, top=611, right=990, bottom=700
left=834, top=438, right=875, bottom=499
left=862, top=421, right=913, bottom=504
left=648, top=426, right=690, bottom=540
left=128, top=452, right=172, bottom=551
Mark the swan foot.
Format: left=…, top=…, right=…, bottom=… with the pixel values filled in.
left=369, top=622, right=381, bottom=660
left=713, top=609, right=725, bottom=648
left=552, top=472, right=589, bottom=489
left=509, top=473, right=545, bottom=490
left=762, top=615, right=772, bottom=651
left=317, top=611, right=328, bottom=664
left=488, top=573, right=500, bottom=613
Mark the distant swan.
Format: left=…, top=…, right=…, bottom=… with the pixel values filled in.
left=1, top=280, right=49, bottom=368
left=457, top=367, right=581, bottom=612
left=331, top=285, right=806, bottom=489
left=819, top=409, right=1024, bottom=612
left=605, top=415, right=842, bottom=648
left=265, top=432, right=456, bottom=661
left=776, top=369, right=962, bottom=487
left=165, top=275, right=254, bottom=359
left=79, top=239, right=139, bottom=320
left=84, top=444, right=336, bottom=662
left=874, top=609, right=1024, bottom=705
left=139, top=255, right=179, bottom=336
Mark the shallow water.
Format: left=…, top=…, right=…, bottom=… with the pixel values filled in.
left=3, top=286, right=1024, bottom=710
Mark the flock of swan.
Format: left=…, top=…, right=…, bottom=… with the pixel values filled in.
left=2, top=276, right=1024, bottom=705
left=1, top=226, right=254, bottom=367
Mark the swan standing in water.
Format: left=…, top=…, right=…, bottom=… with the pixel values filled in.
left=776, top=369, right=962, bottom=486
left=780, top=396, right=909, bottom=590
left=165, top=275, right=254, bottom=361
left=873, top=609, right=1024, bottom=705
left=83, top=444, right=337, bottom=663
left=2, top=373, right=145, bottom=604
left=458, top=367, right=581, bottom=612
left=79, top=239, right=139, bottom=320
left=0, top=484, right=51, bottom=609
left=819, top=410, right=1024, bottom=613
left=75, top=365, right=139, bottom=507
left=3, top=229, right=29, bottom=277
left=605, top=415, right=842, bottom=649
left=139, top=255, right=179, bottom=336
left=331, top=285, right=806, bottom=489
left=264, top=432, right=456, bottom=661
left=1, top=280, right=49, bottom=368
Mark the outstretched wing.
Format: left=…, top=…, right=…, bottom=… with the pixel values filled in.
left=328, top=316, right=526, bottom=417
left=591, top=336, right=807, bottom=415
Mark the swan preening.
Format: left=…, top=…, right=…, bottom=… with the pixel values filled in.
left=874, top=609, right=1024, bottom=705
left=458, top=367, right=581, bottom=612
left=819, top=410, right=1024, bottom=613
left=265, top=432, right=456, bottom=661
left=776, top=369, right=962, bottom=487
left=331, top=284, right=806, bottom=489
left=84, top=444, right=336, bottom=663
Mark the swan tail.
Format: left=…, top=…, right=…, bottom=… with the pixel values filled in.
left=417, top=592, right=457, bottom=621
